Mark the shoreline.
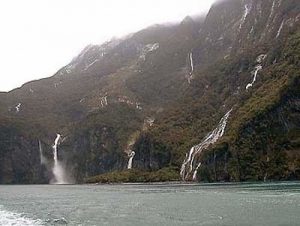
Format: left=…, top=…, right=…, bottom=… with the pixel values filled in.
left=1, top=180, right=299, bottom=186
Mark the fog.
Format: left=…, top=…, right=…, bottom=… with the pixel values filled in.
left=0, top=0, right=215, bottom=92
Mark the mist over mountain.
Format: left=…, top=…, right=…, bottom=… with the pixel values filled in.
left=0, top=0, right=299, bottom=184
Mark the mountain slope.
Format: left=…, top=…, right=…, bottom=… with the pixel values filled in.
left=0, top=0, right=299, bottom=184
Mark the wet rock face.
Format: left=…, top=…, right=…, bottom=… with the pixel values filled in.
left=193, top=0, right=300, bottom=67
left=0, top=124, right=126, bottom=184
left=59, top=126, right=126, bottom=182
left=132, top=134, right=172, bottom=171
left=0, top=127, right=49, bottom=184
left=199, top=78, right=300, bottom=182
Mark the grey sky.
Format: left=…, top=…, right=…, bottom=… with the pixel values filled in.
left=0, top=0, right=214, bottom=92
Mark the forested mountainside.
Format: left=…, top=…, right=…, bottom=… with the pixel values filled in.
left=0, top=0, right=299, bottom=184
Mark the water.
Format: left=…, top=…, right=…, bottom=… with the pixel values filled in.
left=0, top=182, right=299, bottom=226
left=51, top=134, right=69, bottom=184
left=39, top=140, right=47, bottom=165
left=245, top=54, right=266, bottom=90
left=127, top=151, right=135, bottom=169
left=187, top=52, right=194, bottom=84
left=181, top=109, right=232, bottom=180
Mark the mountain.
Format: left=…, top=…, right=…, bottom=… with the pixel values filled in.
left=0, top=0, right=299, bottom=184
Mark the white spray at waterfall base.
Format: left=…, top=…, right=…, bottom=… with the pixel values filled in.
left=51, top=134, right=69, bottom=184
left=180, top=109, right=232, bottom=181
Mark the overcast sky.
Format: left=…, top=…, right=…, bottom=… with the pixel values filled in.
left=0, top=0, right=214, bottom=92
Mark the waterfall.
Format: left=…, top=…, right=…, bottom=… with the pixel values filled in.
left=239, top=3, right=251, bottom=30
left=38, top=140, right=47, bottom=165
left=100, top=96, right=108, bottom=107
left=187, top=52, right=194, bottom=84
left=192, top=163, right=202, bottom=181
left=51, top=134, right=68, bottom=184
left=15, top=103, right=21, bottom=113
left=246, top=65, right=262, bottom=90
left=246, top=54, right=266, bottom=90
left=189, top=52, right=194, bottom=74
left=127, top=151, right=135, bottom=169
left=276, top=20, right=284, bottom=39
left=180, top=109, right=232, bottom=181
left=180, top=147, right=195, bottom=177
left=140, top=43, right=159, bottom=61
left=125, top=131, right=141, bottom=170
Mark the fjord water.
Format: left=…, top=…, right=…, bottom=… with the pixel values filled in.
left=0, top=183, right=299, bottom=226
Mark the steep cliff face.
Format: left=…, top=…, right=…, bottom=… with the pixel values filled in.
left=0, top=119, right=49, bottom=184
left=130, top=0, right=300, bottom=182
left=193, top=0, right=300, bottom=66
left=59, top=104, right=143, bottom=182
left=198, top=75, right=300, bottom=182
left=0, top=0, right=299, bottom=184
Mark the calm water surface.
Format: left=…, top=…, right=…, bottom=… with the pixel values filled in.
left=0, top=182, right=299, bottom=225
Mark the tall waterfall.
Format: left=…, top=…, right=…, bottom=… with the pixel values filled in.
left=51, top=134, right=68, bottom=184
left=180, top=109, right=232, bottom=181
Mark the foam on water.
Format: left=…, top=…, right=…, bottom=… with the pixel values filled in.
left=0, top=183, right=299, bottom=225
left=0, top=206, right=43, bottom=226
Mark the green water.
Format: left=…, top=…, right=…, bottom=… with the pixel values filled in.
left=0, top=182, right=299, bottom=225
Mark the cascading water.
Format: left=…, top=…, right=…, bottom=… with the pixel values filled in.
left=239, top=3, right=252, bottom=30
left=189, top=52, right=194, bottom=73
left=276, top=20, right=284, bottom=39
left=180, top=109, right=232, bottom=181
left=125, top=130, right=143, bottom=170
left=38, top=140, right=47, bottom=165
left=246, top=65, right=262, bottom=90
left=192, top=163, right=202, bottom=181
left=126, top=117, right=154, bottom=170
left=246, top=54, right=266, bottom=90
left=187, top=52, right=194, bottom=84
left=51, top=134, right=68, bottom=184
left=127, top=151, right=135, bottom=169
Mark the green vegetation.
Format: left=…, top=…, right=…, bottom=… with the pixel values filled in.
left=85, top=167, right=180, bottom=184
left=0, top=2, right=299, bottom=184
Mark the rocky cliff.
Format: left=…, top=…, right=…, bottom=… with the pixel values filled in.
left=0, top=0, right=299, bottom=184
